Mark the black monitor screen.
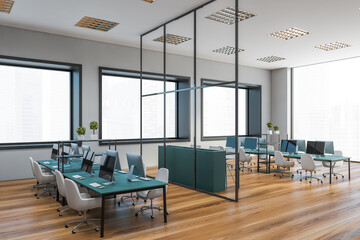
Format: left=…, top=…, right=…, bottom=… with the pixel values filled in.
left=99, top=155, right=116, bottom=182
left=306, top=141, right=325, bottom=155
left=51, top=144, right=59, bottom=160
left=287, top=140, right=297, bottom=153
left=81, top=151, right=95, bottom=173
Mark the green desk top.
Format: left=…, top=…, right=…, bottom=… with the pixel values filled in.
left=63, top=170, right=167, bottom=195
left=38, top=159, right=98, bottom=172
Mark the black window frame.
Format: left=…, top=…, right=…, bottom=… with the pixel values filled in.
left=99, top=67, right=190, bottom=144
left=201, top=78, right=262, bottom=141
left=0, top=55, right=82, bottom=149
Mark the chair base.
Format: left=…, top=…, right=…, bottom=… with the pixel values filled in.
left=135, top=199, right=169, bottom=219
left=300, top=172, right=323, bottom=183
left=118, top=193, right=136, bottom=205
left=34, top=184, right=56, bottom=199
left=239, top=162, right=252, bottom=172
left=65, top=211, right=100, bottom=234
left=323, top=172, right=345, bottom=180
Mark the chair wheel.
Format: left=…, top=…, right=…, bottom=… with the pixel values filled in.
left=37, top=196, right=40, bottom=199
left=342, top=176, right=345, bottom=179
left=291, top=175, right=294, bottom=178
left=279, top=176, right=282, bottom=178
left=151, top=215, right=154, bottom=219
left=305, top=178, right=307, bottom=180
left=57, top=208, right=60, bottom=212
left=78, top=212, right=82, bottom=216
left=132, top=203, right=136, bottom=206
left=59, top=213, right=62, bottom=216
left=309, top=181, right=312, bottom=183
left=72, top=230, right=76, bottom=234
left=166, top=211, right=169, bottom=215
left=321, top=181, right=323, bottom=183
left=34, top=193, right=37, bottom=196
left=118, top=202, right=121, bottom=206
left=144, top=200, right=147, bottom=203
left=274, top=174, right=276, bottom=176
left=65, top=224, right=69, bottom=228
left=317, top=179, right=319, bottom=181
left=300, top=179, right=302, bottom=182
left=135, top=213, right=138, bottom=217
left=95, top=228, right=99, bottom=232
left=336, top=177, right=338, bottom=179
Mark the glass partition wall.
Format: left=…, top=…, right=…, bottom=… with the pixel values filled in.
left=141, top=0, right=241, bottom=201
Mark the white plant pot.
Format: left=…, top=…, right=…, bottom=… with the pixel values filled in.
left=267, top=129, right=273, bottom=135
left=274, top=130, right=280, bottom=134
left=78, top=135, right=85, bottom=140
left=90, top=134, right=98, bottom=140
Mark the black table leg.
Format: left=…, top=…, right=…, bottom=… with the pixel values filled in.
left=62, top=197, right=66, bottom=206
left=329, top=161, right=332, bottom=184
left=257, top=153, right=260, bottom=172
left=163, top=186, right=167, bottom=223
left=56, top=189, right=59, bottom=202
left=101, top=195, right=105, bottom=237
left=348, top=158, right=351, bottom=180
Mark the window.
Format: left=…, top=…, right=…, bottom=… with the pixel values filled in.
left=202, top=80, right=247, bottom=138
left=100, top=68, right=188, bottom=141
left=0, top=65, right=71, bottom=143
left=293, top=57, right=360, bottom=161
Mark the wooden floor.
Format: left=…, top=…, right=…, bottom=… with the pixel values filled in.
left=2, top=162, right=360, bottom=240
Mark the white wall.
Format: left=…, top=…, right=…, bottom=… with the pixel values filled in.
left=0, top=25, right=271, bottom=181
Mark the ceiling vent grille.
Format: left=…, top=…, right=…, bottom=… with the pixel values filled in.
left=143, top=0, right=155, bottom=2
left=315, top=41, right=351, bottom=51
left=257, top=56, right=286, bottom=63
left=153, top=34, right=191, bottom=45
left=0, top=0, right=14, bottom=14
left=205, top=7, right=255, bottom=25
left=212, top=46, right=244, bottom=55
left=269, top=27, right=310, bottom=40
left=75, top=16, right=119, bottom=32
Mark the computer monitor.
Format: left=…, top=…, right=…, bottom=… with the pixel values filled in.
left=244, top=138, right=258, bottom=150
left=306, top=141, right=325, bottom=155
left=71, top=143, right=79, bottom=155
left=258, top=138, right=266, bottom=149
left=51, top=144, right=59, bottom=160
left=82, top=145, right=90, bottom=156
left=99, top=155, right=116, bottom=183
left=226, top=137, right=235, bottom=148
left=286, top=140, right=297, bottom=153
left=81, top=151, right=95, bottom=174
left=294, top=140, right=306, bottom=152
left=281, top=140, right=288, bottom=152
left=126, top=153, right=145, bottom=177
left=62, top=146, right=71, bottom=156
left=324, top=141, right=334, bottom=155
left=105, top=150, right=121, bottom=170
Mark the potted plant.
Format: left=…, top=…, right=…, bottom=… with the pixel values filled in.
left=267, top=122, right=273, bottom=134
left=273, top=125, right=280, bottom=134
left=76, top=126, right=86, bottom=140
left=89, top=121, right=99, bottom=140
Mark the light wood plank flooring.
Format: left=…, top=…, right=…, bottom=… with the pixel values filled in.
left=1, top=162, right=360, bottom=239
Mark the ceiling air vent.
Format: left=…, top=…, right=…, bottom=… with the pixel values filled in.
left=212, top=46, right=244, bottom=55
left=315, top=42, right=351, bottom=51
left=143, top=0, right=155, bottom=3
left=269, top=27, right=310, bottom=40
left=205, top=7, right=255, bottom=25
left=0, top=0, right=14, bottom=14
left=75, top=16, right=119, bottom=32
left=257, top=56, right=286, bottom=63
left=153, top=34, right=191, bottom=45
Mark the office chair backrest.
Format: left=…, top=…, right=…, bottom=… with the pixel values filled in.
left=148, top=168, right=169, bottom=199
left=274, top=151, right=285, bottom=166
left=209, top=146, right=224, bottom=151
left=64, top=179, right=83, bottom=211
left=29, top=157, right=36, bottom=177
left=334, top=150, right=343, bottom=157
left=71, top=143, right=79, bottom=155
left=54, top=170, right=66, bottom=198
left=32, top=161, right=44, bottom=182
left=239, top=148, right=247, bottom=161
left=301, top=154, right=315, bottom=170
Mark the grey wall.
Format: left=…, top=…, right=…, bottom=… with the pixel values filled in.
left=271, top=68, right=291, bottom=137
left=0, top=25, right=271, bottom=181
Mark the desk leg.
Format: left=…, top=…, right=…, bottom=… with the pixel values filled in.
left=100, top=195, right=105, bottom=237
left=56, top=189, right=59, bottom=202
left=329, top=162, right=332, bottom=184
left=257, top=153, right=260, bottom=172
left=163, top=186, right=167, bottom=223
left=348, top=158, right=351, bottom=180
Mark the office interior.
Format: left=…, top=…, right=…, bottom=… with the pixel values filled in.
left=1, top=0, right=360, bottom=239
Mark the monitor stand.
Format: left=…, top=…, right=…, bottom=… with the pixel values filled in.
left=103, top=180, right=116, bottom=185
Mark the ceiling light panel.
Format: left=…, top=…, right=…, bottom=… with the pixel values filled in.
left=212, top=46, right=244, bottom=55
left=153, top=34, right=191, bottom=45
left=143, top=0, right=155, bottom=3
left=75, top=16, right=119, bottom=32
left=205, top=7, right=255, bottom=25
left=0, top=0, right=14, bottom=14
left=269, top=27, right=310, bottom=40
left=315, top=41, right=351, bottom=51
left=257, top=56, right=286, bottom=63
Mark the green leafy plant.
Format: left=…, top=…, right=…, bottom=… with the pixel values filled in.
left=89, top=121, right=99, bottom=134
left=267, top=122, right=273, bottom=129
left=76, top=126, right=86, bottom=135
left=273, top=125, right=279, bottom=131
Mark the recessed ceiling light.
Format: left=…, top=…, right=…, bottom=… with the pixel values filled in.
left=257, top=56, right=286, bottom=63
left=153, top=34, right=191, bottom=45
left=269, top=27, right=310, bottom=40
left=205, top=7, right=255, bottom=25
left=143, top=0, right=155, bottom=2
left=212, top=46, right=244, bottom=55
left=75, top=16, right=119, bottom=32
left=0, top=0, right=14, bottom=14
left=314, top=41, right=351, bottom=51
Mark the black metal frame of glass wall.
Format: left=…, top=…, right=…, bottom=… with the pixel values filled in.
left=140, top=0, right=241, bottom=202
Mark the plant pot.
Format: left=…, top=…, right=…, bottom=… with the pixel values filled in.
left=78, top=135, right=85, bottom=140
left=274, top=130, right=280, bottom=134
left=90, top=134, right=98, bottom=140
left=267, top=129, right=273, bottom=135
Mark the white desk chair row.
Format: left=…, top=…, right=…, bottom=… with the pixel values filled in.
left=30, top=157, right=56, bottom=199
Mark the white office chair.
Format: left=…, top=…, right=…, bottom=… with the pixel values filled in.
left=300, top=154, right=323, bottom=183
left=135, top=168, right=169, bottom=219
left=274, top=151, right=294, bottom=178
left=322, top=150, right=344, bottom=180
left=64, top=179, right=101, bottom=234
left=30, top=157, right=51, bottom=191
left=239, top=148, right=252, bottom=172
left=31, top=159, right=56, bottom=199
left=210, top=146, right=234, bottom=188
left=54, top=170, right=87, bottom=216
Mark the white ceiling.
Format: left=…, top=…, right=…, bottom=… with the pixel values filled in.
left=1, top=0, right=360, bottom=70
